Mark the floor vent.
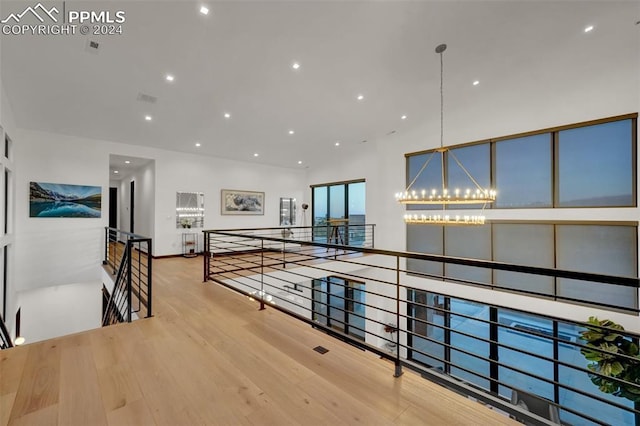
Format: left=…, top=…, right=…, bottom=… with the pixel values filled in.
left=313, top=345, right=329, bottom=354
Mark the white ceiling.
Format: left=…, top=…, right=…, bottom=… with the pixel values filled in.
left=1, top=1, right=639, bottom=170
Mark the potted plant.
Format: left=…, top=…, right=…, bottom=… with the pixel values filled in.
left=580, top=316, right=640, bottom=424
left=180, top=218, right=193, bottom=228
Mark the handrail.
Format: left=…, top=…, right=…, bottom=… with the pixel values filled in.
left=0, top=312, right=13, bottom=350
left=203, top=227, right=640, bottom=426
left=103, top=227, right=153, bottom=324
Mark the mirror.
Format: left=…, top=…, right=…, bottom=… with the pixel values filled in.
left=176, top=192, right=204, bottom=228
left=279, top=197, right=296, bottom=226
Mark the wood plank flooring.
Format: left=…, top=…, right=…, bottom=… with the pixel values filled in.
left=1, top=256, right=517, bottom=425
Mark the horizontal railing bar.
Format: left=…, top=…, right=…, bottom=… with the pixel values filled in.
left=206, top=229, right=638, bottom=287
left=404, top=340, right=637, bottom=417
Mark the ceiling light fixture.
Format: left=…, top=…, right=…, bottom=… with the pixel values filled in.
left=165, top=74, right=174, bottom=82
left=584, top=25, right=594, bottom=33
left=335, top=142, right=340, bottom=147
left=224, top=112, right=231, bottom=119
left=396, top=44, right=496, bottom=226
left=254, top=153, right=259, bottom=157
left=298, top=160, right=303, bottom=164
left=292, top=62, right=300, bottom=70
left=144, top=115, right=152, bottom=121
left=288, top=130, right=295, bottom=135
left=195, top=142, right=201, bottom=147
left=113, top=170, right=119, bottom=174
left=356, top=94, right=364, bottom=101
left=125, top=160, right=130, bottom=164
left=473, top=80, right=480, bottom=86
left=401, top=115, right=407, bottom=120
left=200, top=5, right=209, bottom=15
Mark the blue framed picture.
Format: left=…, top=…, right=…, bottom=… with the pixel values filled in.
left=30, top=182, right=102, bottom=218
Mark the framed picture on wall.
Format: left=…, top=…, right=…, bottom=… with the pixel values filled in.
left=221, top=189, right=264, bottom=215
left=29, top=182, right=102, bottom=218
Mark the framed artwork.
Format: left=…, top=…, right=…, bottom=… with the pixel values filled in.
left=221, top=189, right=264, bottom=215
left=30, top=182, right=101, bottom=218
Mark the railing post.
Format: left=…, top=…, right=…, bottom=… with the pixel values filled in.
left=146, top=239, right=153, bottom=318
left=371, top=224, right=375, bottom=248
left=103, top=227, right=108, bottom=265
left=260, top=239, right=265, bottom=310
left=126, top=240, right=132, bottom=323
left=394, top=255, right=403, bottom=378
left=203, top=231, right=209, bottom=283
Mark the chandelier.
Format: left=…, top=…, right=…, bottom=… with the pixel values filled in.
left=396, top=44, right=496, bottom=225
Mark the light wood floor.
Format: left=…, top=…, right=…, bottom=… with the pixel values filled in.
left=1, top=256, right=517, bottom=425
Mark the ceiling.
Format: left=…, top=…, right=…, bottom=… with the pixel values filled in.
left=1, top=1, right=638, bottom=170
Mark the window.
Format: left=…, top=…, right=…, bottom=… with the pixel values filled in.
left=406, top=222, right=638, bottom=310
left=492, top=223, right=555, bottom=296
left=406, top=224, right=443, bottom=277
left=444, top=225, right=491, bottom=285
left=557, top=119, right=634, bottom=207
left=311, top=180, right=366, bottom=245
left=447, top=143, right=491, bottom=209
left=312, top=277, right=365, bottom=341
left=556, top=224, right=637, bottom=310
left=407, top=152, right=442, bottom=211
left=495, top=134, right=552, bottom=208
left=405, top=114, right=636, bottom=209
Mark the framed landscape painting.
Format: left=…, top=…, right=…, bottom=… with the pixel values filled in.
left=30, top=182, right=101, bottom=218
left=221, top=189, right=264, bottom=215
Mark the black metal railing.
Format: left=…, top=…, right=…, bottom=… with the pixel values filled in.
left=202, top=227, right=640, bottom=426
left=0, top=312, right=13, bottom=350
left=102, top=227, right=152, bottom=325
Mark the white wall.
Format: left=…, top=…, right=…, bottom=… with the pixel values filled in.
left=117, top=160, right=155, bottom=240
left=17, top=281, right=102, bottom=343
left=13, top=128, right=308, bottom=297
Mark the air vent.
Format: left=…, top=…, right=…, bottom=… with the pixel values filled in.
left=313, top=345, right=329, bottom=354
left=137, top=93, right=158, bottom=104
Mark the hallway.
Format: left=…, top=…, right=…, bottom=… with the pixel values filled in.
left=1, top=256, right=516, bottom=425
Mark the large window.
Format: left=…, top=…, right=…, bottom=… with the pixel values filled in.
left=405, top=114, right=636, bottom=209
left=408, top=291, right=635, bottom=426
left=557, top=119, right=634, bottom=207
left=312, top=179, right=366, bottom=245
left=495, top=133, right=552, bottom=208
left=407, top=222, right=638, bottom=311
left=555, top=224, right=637, bottom=309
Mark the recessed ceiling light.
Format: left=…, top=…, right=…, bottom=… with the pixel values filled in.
left=200, top=5, right=209, bottom=15
left=113, top=170, right=119, bottom=174
left=292, top=62, right=300, bottom=70
left=288, top=130, right=295, bottom=135
left=144, top=115, right=152, bottom=121
left=401, top=115, right=407, bottom=120
left=298, top=160, right=303, bottom=164
left=195, top=142, right=201, bottom=147
left=125, top=160, right=130, bottom=164
left=584, top=25, right=594, bottom=33
left=165, top=74, right=174, bottom=82
left=224, top=112, right=231, bottom=119
left=335, top=141, right=340, bottom=147
left=254, top=153, right=259, bottom=157
left=473, top=80, right=480, bottom=86
left=356, top=94, right=364, bottom=101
